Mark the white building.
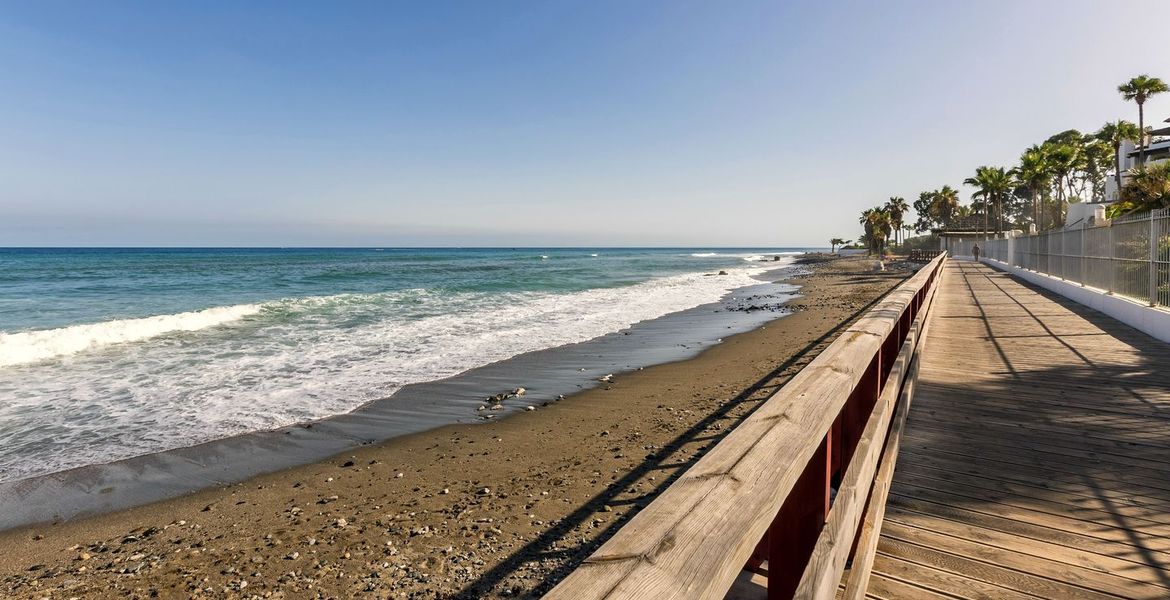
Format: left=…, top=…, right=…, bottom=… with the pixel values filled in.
left=1104, top=121, right=1170, bottom=203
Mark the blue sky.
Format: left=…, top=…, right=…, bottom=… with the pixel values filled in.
left=2, top=0, right=1169, bottom=246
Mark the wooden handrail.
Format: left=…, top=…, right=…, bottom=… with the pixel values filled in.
left=545, top=253, right=947, bottom=600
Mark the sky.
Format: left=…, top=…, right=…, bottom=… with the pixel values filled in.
left=2, top=0, right=1170, bottom=247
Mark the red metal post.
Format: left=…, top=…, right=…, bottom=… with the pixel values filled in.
left=768, top=432, right=831, bottom=599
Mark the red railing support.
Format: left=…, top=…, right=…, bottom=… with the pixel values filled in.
left=768, top=432, right=831, bottom=599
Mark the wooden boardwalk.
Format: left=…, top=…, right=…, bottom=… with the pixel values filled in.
left=866, top=260, right=1170, bottom=599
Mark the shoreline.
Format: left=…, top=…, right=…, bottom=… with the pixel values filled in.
left=0, top=260, right=801, bottom=531
left=0, top=254, right=913, bottom=599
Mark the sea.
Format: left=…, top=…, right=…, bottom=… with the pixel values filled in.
left=0, top=247, right=811, bottom=485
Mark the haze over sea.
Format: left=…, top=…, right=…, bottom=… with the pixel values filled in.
left=0, top=247, right=807, bottom=483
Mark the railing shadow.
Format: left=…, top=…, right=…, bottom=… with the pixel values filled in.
left=884, top=261, right=1170, bottom=592
left=453, top=279, right=904, bottom=599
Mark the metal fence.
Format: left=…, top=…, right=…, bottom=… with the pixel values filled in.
left=980, top=208, right=1170, bottom=307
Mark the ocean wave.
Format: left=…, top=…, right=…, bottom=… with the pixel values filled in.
left=0, top=304, right=261, bottom=367
left=0, top=262, right=780, bottom=481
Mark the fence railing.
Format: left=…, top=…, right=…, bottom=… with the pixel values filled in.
left=545, top=253, right=947, bottom=600
left=980, top=208, right=1170, bottom=307
left=908, top=249, right=943, bottom=263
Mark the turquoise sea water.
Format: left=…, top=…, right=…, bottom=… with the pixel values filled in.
left=0, top=247, right=810, bottom=482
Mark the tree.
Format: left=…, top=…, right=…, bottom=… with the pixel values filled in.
left=859, top=208, right=893, bottom=256
left=1118, top=75, right=1169, bottom=166
left=913, top=191, right=937, bottom=232
left=884, top=196, right=909, bottom=247
left=1108, top=162, right=1170, bottom=218
left=1096, top=120, right=1143, bottom=199
left=829, top=238, right=849, bottom=253
left=933, top=185, right=960, bottom=227
left=1045, top=143, right=1082, bottom=225
left=1014, top=147, right=1050, bottom=231
left=964, top=166, right=1015, bottom=234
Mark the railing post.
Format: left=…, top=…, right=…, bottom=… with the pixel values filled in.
left=767, top=433, right=831, bottom=600
left=1150, top=213, right=1157, bottom=306
left=1080, top=222, right=1086, bottom=287
left=1107, top=221, right=1115, bottom=295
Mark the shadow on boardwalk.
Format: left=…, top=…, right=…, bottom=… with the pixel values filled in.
left=871, top=261, right=1170, bottom=599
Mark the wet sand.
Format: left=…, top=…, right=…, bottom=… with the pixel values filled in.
left=0, top=255, right=910, bottom=599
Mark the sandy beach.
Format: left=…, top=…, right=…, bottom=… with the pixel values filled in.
left=0, top=255, right=910, bottom=600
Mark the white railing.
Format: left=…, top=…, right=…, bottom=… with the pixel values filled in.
left=981, top=208, right=1170, bottom=307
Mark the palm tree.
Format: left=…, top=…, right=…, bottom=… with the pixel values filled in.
left=982, top=167, right=1015, bottom=233
left=1096, top=120, right=1142, bottom=199
left=1046, top=143, right=1082, bottom=225
left=1119, top=75, right=1169, bottom=166
left=884, top=196, right=909, bottom=248
left=966, top=167, right=1015, bottom=235
left=859, top=208, right=893, bottom=257
left=1108, top=162, right=1170, bottom=218
left=965, top=168, right=991, bottom=235
left=829, top=238, right=849, bottom=253
left=1014, top=147, right=1050, bottom=231
left=934, top=185, right=960, bottom=228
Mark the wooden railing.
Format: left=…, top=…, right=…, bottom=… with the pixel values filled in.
left=545, top=253, right=947, bottom=600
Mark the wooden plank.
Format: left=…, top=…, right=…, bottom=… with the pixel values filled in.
left=890, top=471, right=1170, bottom=534
left=866, top=260, right=1170, bottom=600
left=876, top=536, right=1117, bottom=600
left=880, top=521, right=1169, bottom=599
left=893, top=452, right=1170, bottom=510
left=885, top=495, right=1170, bottom=570
left=892, top=464, right=1170, bottom=525
left=887, top=486, right=1170, bottom=554
left=869, top=554, right=1038, bottom=600
left=863, top=573, right=956, bottom=600
left=884, top=507, right=1170, bottom=588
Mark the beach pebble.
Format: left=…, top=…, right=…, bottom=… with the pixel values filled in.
left=395, top=472, right=404, bottom=478
left=478, top=487, right=491, bottom=496
left=440, top=488, right=449, bottom=495
left=599, top=374, right=613, bottom=382
left=285, top=552, right=300, bottom=560
left=336, top=518, right=348, bottom=528
left=513, top=387, right=526, bottom=396
left=525, top=405, right=535, bottom=411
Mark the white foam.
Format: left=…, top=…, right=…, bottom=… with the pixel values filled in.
left=0, top=259, right=795, bottom=482
left=0, top=304, right=261, bottom=367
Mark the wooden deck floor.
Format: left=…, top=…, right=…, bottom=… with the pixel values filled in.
left=866, top=260, right=1170, bottom=599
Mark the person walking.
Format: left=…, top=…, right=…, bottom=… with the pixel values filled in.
left=972, top=243, right=981, bottom=261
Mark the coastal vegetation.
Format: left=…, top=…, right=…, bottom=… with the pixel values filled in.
left=829, top=238, right=850, bottom=253
left=861, top=73, right=1169, bottom=246
left=858, top=207, right=893, bottom=256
